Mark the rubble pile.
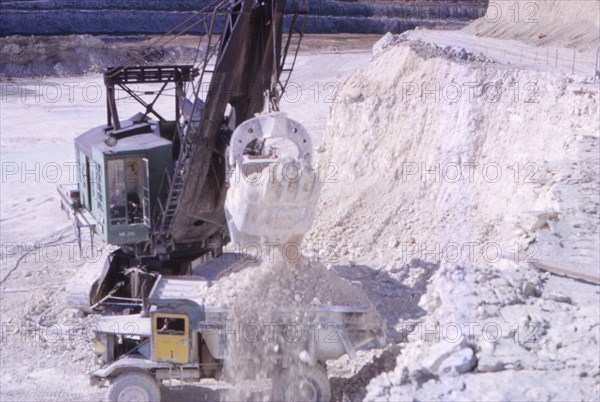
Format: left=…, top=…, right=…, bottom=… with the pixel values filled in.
left=303, top=1, right=599, bottom=399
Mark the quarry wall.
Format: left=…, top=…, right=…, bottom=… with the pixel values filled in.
left=0, top=0, right=487, bottom=36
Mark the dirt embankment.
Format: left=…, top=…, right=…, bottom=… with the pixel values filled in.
left=314, top=43, right=598, bottom=273
left=302, top=2, right=599, bottom=399
left=0, top=35, right=201, bottom=78
left=465, top=0, right=600, bottom=52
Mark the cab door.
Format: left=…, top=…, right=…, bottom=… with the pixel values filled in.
left=152, top=313, right=189, bottom=363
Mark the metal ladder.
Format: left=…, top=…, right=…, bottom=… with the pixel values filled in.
left=167, top=366, right=185, bottom=390
left=157, top=170, right=184, bottom=236
left=274, top=0, right=309, bottom=102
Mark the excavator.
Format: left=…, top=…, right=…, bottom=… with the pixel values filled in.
left=57, top=2, right=387, bottom=399
left=59, top=0, right=321, bottom=311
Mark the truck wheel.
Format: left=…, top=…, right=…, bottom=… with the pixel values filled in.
left=108, top=372, right=161, bottom=402
left=272, top=364, right=331, bottom=402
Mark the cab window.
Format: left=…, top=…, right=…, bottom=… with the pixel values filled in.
left=107, top=158, right=145, bottom=226
left=156, top=317, right=186, bottom=335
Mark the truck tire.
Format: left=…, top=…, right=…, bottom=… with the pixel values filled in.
left=272, top=364, right=331, bottom=402
left=108, top=372, right=161, bottom=402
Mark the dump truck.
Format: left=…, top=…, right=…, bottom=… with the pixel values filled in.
left=91, top=275, right=386, bottom=402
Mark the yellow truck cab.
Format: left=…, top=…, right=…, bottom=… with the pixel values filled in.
left=152, top=313, right=189, bottom=364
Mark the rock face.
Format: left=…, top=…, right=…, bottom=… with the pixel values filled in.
left=304, top=2, right=600, bottom=398
left=303, top=0, right=600, bottom=398
left=313, top=41, right=599, bottom=274
left=0, top=1, right=487, bottom=36
left=313, top=38, right=598, bottom=398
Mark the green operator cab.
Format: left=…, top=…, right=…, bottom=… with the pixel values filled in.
left=74, top=115, right=173, bottom=245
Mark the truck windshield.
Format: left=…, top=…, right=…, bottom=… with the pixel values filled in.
left=157, top=317, right=186, bottom=335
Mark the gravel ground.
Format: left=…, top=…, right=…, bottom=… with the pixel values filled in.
left=1, top=3, right=599, bottom=399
